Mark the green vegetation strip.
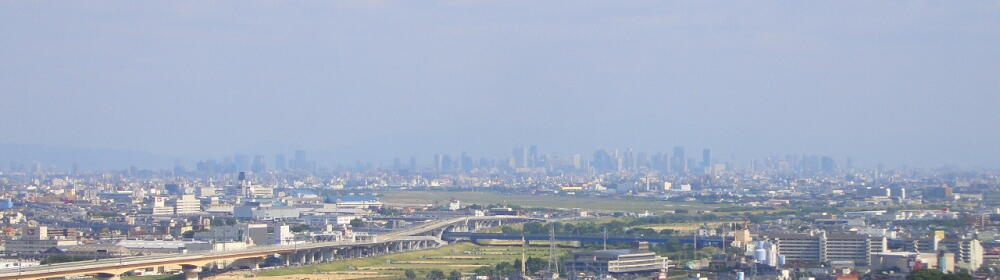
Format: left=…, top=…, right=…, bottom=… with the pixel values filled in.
left=381, top=191, right=718, bottom=212
left=257, top=242, right=573, bottom=278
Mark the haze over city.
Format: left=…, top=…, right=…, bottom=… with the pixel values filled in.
left=7, top=2, right=1000, bottom=280
left=3, top=1, right=1000, bottom=169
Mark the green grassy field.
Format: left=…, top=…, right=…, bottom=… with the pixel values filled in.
left=256, top=242, right=573, bottom=278
left=381, top=191, right=719, bottom=212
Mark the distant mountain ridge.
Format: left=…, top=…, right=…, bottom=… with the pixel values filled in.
left=0, top=143, right=173, bottom=170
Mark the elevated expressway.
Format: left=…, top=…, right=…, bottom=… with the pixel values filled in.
left=0, top=215, right=540, bottom=280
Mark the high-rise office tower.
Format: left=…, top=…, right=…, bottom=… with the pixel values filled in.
left=292, top=150, right=307, bottom=170
left=513, top=147, right=528, bottom=169
left=528, top=145, right=539, bottom=168
left=251, top=155, right=267, bottom=173
left=615, top=156, right=625, bottom=172
left=891, top=186, right=907, bottom=200
left=623, top=148, right=635, bottom=171
left=434, top=154, right=444, bottom=172
left=592, top=150, right=615, bottom=172
left=636, top=152, right=649, bottom=170
left=672, top=146, right=686, bottom=173
left=275, top=154, right=287, bottom=171
left=460, top=152, right=473, bottom=172
left=702, top=148, right=712, bottom=169
left=800, top=155, right=821, bottom=173
left=442, top=154, right=453, bottom=172
left=237, top=171, right=254, bottom=198
left=820, top=156, right=836, bottom=173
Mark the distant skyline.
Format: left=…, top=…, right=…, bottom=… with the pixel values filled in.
left=2, top=1, right=999, bottom=169
left=0, top=143, right=956, bottom=171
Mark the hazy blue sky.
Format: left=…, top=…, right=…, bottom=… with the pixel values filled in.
left=2, top=1, right=999, bottom=168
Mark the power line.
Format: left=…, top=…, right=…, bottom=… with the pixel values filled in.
left=547, top=225, right=559, bottom=279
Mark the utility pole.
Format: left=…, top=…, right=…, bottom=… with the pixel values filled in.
left=521, top=233, right=527, bottom=277
left=721, top=223, right=726, bottom=253
left=547, top=225, right=559, bottom=279
left=603, top=227, right=608, bottom=250
left=693, top=232, right=698, bottom=260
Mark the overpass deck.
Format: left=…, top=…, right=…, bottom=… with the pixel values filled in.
left=0, top=215, right=537, bottom=280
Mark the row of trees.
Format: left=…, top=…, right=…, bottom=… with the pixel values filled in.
left=403, top=269, right=462, bottom=280
left=509, top=210, right=797, bottom=238
left=907, top=269, right=973, bottom=280
left=470, top=257, right=547, bottom=278
left=511, top=220, right=686, bottom=238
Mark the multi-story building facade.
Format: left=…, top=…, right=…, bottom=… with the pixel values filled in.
left=765, top=232, right=875, bottom=265
left=565, top=249, right=669, bottom=275
left=173, top=195, right=202, bottom=215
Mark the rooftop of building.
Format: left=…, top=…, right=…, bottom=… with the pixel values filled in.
left=574, top=249, right=657, bottom=258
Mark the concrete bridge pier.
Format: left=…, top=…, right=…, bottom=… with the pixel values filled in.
left=321, top=248, right=335, bottom=262
left=181, top=265, right=201, bottom=280
left=298, top=251, right=308, bottom=265
left=329, top=249, right=336, bottom=261
left=312, top=250, right=322, bottom=263
left=209, top=261, right=224, bottom=271
left=477, top=220, right=500, bottom=230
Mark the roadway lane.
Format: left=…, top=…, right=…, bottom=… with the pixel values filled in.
left=0, top=216, right=531, bottom=279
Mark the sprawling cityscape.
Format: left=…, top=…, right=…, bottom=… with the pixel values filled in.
left=3, top=1, right=999, bottom=280
left=1, top=146, right=999, bottom=280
